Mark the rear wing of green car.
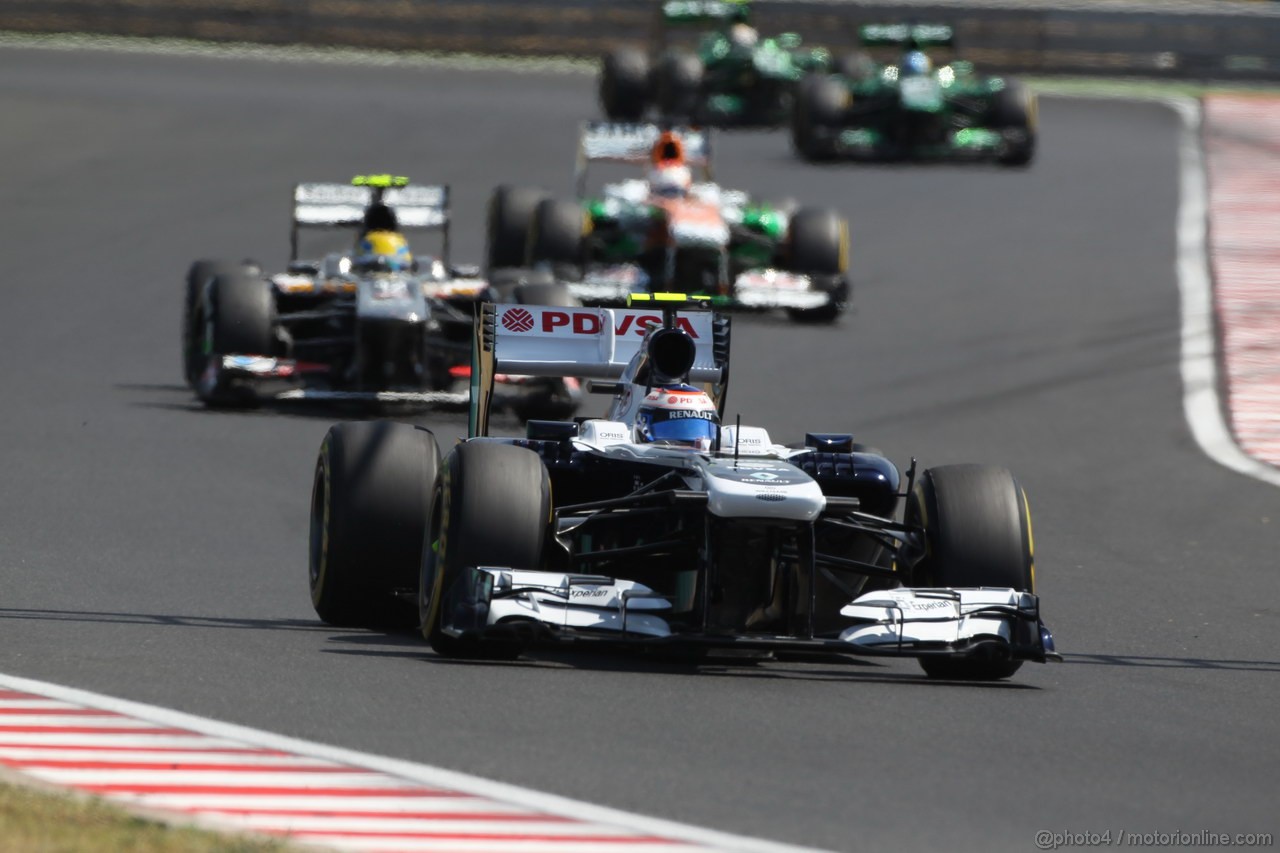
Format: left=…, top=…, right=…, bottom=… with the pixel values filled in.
left=660, top=0, right=749, bottom=25
left=290, top=175, right=451, bottom=263
left=858, top=23, right=954, bottom=49
left=653, top=0, right=750, bottom=58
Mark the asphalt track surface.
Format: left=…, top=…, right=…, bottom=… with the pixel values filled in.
left=0, top=47, right=1276, bottom=852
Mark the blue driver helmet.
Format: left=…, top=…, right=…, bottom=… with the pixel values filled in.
left=636, top=385, right=719, bottom=449
left=900, top=50, right=933, bottom=77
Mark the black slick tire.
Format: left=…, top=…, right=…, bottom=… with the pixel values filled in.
left=785, top=207, right=849, bottom=323
left=905, top=464, right=1036, bottom=680
left=198, top=273, right=275, bottom=407
left=600, top=49, right=651, bottom=121
left=310, top=422, right=440, bottom=628
left=420, top=442, right=551, bottom=659
left=792, top=74, right=846, bottom=162
left=656, top=51, right=703, bottom=121
left=990, top=80, right=1036, bottom=167
left=527, top=198, right=586, bottom=269
left=183, top=259, right=237, bottom=387
left=487, top=186, right=548, bottom=271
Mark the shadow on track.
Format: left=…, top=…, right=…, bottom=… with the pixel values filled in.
left=320, top=635, right=1040, bottom=689
left=1061, top=652, right=1280, bottom=673
left=0, top=607, right=329, bottom=633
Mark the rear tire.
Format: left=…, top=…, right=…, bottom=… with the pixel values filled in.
left=487, top=186, right=548, bottom=271
left=784, top=208, right=849, bottom=323
left=600, top=49, right=650, bottom=122
left=527, top=198, right=586, bottom=269
left=905, top=464, right=1036, bottom=680
left=183, top=259, right=237, bottom=387
left=990, top=80, right=1036, bottom=167
left=792, top=74, right=847, bottom=162
left=657, top=51, right=703, bottom=121
left=420, top=442, right=551, bottom=658
left=310, top=422, right=440, bottom=628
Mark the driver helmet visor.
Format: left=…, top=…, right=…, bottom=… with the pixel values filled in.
left=644, top=411, right=719, bottom=444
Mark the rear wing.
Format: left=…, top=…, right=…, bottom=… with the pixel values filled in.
left=290, top=177, right=451, bottom=263
left=575, top=122, right=713, bottom=196
left=654, top=0, right=750, bottom=57
left=469, top=301, right=731, bottom=437
left=858, top=23, right=954, bottom=49
left=660, top=0, right=749, bottom=25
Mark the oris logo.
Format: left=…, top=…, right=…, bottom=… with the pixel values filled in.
left=501, top=308, right=535, bottom=332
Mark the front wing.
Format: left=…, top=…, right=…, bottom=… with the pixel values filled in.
left=439, top=567, right=1059, bottom=665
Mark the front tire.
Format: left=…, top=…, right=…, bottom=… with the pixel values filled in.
left=905, top=464, right=1036, bottom=680
left=182, top=259, right=237, bottom=387
left=792, top=74, right=847, bottom=162
left=990, top=80, right=1036, bottom=167
left=420, top=442, right=551, bottom=658
left=784, top=207, right=849, bottom=323
left=310, top=422, right=440, bottom=628
left=198, top=273, right=276, bottom=407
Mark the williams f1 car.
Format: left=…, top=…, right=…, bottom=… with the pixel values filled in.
left=792, top=24, right=1037, bottom=165
left=182, top=175, right=581, bottom=419
left=487, top=124, right=850, bottom=322
left=308, top=295, right=1059, bottom=680
left=600, top=0, right=847, bottom=126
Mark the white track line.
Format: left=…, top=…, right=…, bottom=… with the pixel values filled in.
left=0, top=673, right=826, bottom=853
left=1170, top=96, right=1280, bottom=487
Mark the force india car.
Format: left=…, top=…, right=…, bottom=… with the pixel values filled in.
left=486, top=123, right=850, bottom=322
left=600, top=0, right=844, bottom=126
left=181, top=176, right=581, bottom=419
left=308, top=295, right=1060, bottom=680
left=792, top=24, right=1037, bottom=166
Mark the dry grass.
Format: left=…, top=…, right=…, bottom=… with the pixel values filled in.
left=0, top=780, right=297, bottom=853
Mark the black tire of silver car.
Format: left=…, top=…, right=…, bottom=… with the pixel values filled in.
left=182, top=259, right=237, bottom=387
left=198, top=273, right=276, bottom=407
left=904, top=464, right=1035, bottom=680
left=527, top=198, right=586, bottom=269
left=989, top=80, right=1036, bottom=167
left=785, top=208, right=848, bottom=323
left=792, top=74, right=846, bottom=162
left=600, top=48, right=651, bottom=122
left=419, top=442, right=551, bottom=659
left=487, top=185, right=549, bottom=271
left=309, top=422, right=439, bottom=628
left=656, top=51, right=703, bottom=121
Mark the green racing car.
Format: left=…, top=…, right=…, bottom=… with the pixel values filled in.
left=599, top=0, right=850, bottom=126
left=791, top=24, right=1037, bottom=166
left=485, top=123, right=851, bottom=322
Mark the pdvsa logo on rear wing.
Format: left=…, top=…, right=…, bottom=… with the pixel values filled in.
left=485, top=304, right=719, bottom=382
left=498, top=306, right=703, bottom=339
